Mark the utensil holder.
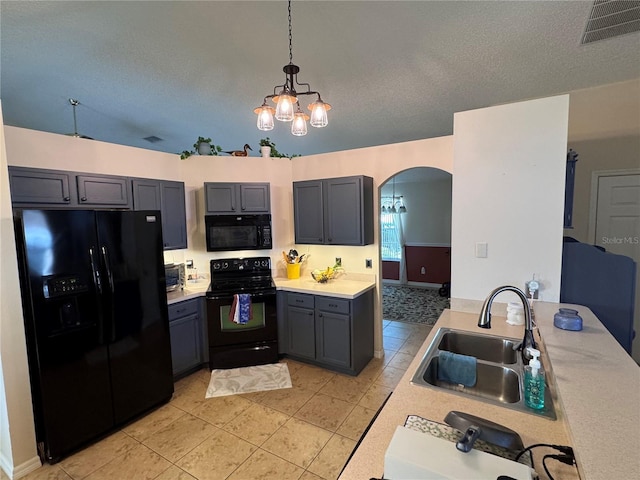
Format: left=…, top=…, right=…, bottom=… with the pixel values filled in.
left=286, top=263, right=301, bottom=279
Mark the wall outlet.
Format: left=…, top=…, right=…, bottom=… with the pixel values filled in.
left=335, top=257, right=342, bottom=266
left=365, top=258, right=372, bottom=268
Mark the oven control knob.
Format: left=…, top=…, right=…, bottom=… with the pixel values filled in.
left=222, top=262, right=229, bottom=269
left=239, top=265, right=244, bottom=270
left=212, top=263, right=221, bottom=270
left=262, top=260, right=269, bottom=267
left=254, top=260, right=260, bottom=267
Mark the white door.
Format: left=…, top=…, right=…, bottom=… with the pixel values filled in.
left=593, top=173, right=640, bottom=361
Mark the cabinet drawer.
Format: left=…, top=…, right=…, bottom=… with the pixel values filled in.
left=316, top=296, right=350, bottom=315
left=287, top=293, right=315, bottom=309
left=168, top=299, right=199, bottom=320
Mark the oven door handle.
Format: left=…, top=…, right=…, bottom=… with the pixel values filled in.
left=207, top=290, right=275, bottom=301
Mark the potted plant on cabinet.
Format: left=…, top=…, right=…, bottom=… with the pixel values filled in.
left=180, top=136, right=222, bottom=159
left=258, top=137, right=300, bottom=159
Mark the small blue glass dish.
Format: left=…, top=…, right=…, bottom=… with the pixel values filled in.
left=554, top=308, right=583, bottom=331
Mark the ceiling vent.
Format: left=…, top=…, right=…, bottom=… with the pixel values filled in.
left=143, top=135, right=164, bottom=143
left=581, top=0, right=640, bottom=44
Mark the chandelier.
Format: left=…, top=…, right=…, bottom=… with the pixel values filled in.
left=381, top=177, right=407, bottom=213
left=254, top=0, right=331, bottom=136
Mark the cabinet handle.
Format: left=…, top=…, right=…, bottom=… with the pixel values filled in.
left=176, top=308, right=186, bottom=314
left=329, top=304, right=337, bottom=308
left=318, top=238, right=323, bottom=242
left=307, top=311, right=313, bottom=316
left=318, top=313, right=323, bottom=317
left=63, top=196, right=70, bottom=202
left=328, top=238, right=332, bottom=242
left=81, top=197, right=87, bottom=201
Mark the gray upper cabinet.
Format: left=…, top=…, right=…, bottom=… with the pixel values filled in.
left=8, top=167, right=131, bottom=209
left=76, top=174, right=131, bottom=207
left=8, top=167, right=74, bottom=205
left=293, top=175, right=373, bottom=245
left=132, top=178, right=187, bottom=250
left=205, top=182, right=270, bottom=214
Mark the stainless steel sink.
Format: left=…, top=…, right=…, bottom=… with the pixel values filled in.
left=411, top=328, right=556, bottom=420
left=420, top=356, right=521, bottom=403
left=438, top=330, right=519, bottom=364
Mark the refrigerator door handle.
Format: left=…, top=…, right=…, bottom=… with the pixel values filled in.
left=101, top=246, right=115, bottom=294
left=101, top=246, right=117, bottom=342
left=89, top=247, right=105, bottom=344
left=89, top=247, right=102, bottom=294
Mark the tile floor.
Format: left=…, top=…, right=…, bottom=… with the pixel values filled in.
left=5, top=320, right=432, bottom=480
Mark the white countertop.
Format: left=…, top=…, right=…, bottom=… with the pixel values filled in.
left=339, top=302, right=640, bottom=480
left=166, top=281, right=210, bottom=305
left=273, top=273, right=375, bottom=299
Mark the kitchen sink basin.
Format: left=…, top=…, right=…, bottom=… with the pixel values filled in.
left=411, top=328, right=557, bottom=420
left=437, top=330, right=519, bottom=364
left=420, top=356, right=521, bottom=403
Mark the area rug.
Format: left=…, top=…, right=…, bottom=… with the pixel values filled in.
left=382, top=284, right=450, bottom=325
left=205, top=363, right=292, bottom=398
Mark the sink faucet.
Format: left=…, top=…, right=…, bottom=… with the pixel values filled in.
left=478, top=285, right=537, bottom=362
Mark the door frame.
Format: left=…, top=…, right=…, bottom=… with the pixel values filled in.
left=588, top=168, right=640, bottom=244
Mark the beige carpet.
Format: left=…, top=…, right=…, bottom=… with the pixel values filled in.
left=205, top=363, right=292, bottom=398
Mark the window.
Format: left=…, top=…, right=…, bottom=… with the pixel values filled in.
left=381, top=213, right=402, bottom=260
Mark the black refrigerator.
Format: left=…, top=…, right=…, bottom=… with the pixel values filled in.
left=14, top=209, right=174, bottom=463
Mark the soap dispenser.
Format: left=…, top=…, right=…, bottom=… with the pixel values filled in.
left=524, top=347, right=545, bottom=410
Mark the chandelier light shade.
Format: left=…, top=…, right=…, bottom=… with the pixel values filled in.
left=254, top=0, right=331, bottom=136
left=255, top=102, right=275, bottom=130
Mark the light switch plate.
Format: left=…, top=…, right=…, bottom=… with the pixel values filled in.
left=475, top=242, right=488, bottom=258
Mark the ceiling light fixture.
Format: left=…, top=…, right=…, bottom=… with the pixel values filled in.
left=254, top=0, right=331, bottom=136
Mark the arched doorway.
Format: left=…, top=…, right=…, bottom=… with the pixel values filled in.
left=379, top=167, right=452, bottom=328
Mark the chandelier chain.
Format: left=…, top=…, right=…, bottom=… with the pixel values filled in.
left=288, top=0, right=293, bottom=64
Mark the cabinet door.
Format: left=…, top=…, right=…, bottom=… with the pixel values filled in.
left=132, top=179, right=161, bottom=210
left=8, top=167, right=74, bottom=205
left=169, top=313, right=202, bottom=377
left=293, top=180, right=325, bottom=244
left=205, top=183, right=237, bottom=213
left=325, top=177, right=363, bottom=245
left=77, top=175, right=131, bottom=207
left=160, top=181, right=187, bottom=250
left=287, top=306, right=316, bottom=360
left=316, top=309, right=351, bottom=368
left=239, top=184, right=270, bottom=212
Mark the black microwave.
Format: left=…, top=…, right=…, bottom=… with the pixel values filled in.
left=205, top=214, right=272, bottom=252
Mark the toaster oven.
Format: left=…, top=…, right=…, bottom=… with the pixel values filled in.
left=164, top=263, right=185, bottom=292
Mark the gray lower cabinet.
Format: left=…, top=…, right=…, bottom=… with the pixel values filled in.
left=205, top=182, right=270, bottom=214
left=8, top=166, right=131, bottom=208
left=281, top=289, right=374, bottom=375
left=168, top=298, right=206, bottom=379
left=293, top=175, right=373, bottom=245
left=132, top=178, right=187, bottom=250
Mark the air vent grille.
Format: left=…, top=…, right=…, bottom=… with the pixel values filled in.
left=143, top=135, right=164, bottom=143
left=582, top=0, right=640, bottom=44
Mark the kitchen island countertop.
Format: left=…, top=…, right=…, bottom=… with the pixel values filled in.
left=339, top=302, right=640, bottom=480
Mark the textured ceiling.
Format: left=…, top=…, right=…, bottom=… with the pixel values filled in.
left=1, top=1, right=639, bottom=158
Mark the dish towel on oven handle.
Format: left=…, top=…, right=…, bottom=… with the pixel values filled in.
left=229, top=294, right=252, bottom=325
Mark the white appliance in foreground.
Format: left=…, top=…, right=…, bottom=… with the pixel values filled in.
left=384, top=426, right=534, bottom=480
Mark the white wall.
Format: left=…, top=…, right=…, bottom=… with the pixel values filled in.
left=394, top=175, right=452, bottom=246
left=0, top=107, right=40, bottom=478
left=451, top=95, right=569, bottom=309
